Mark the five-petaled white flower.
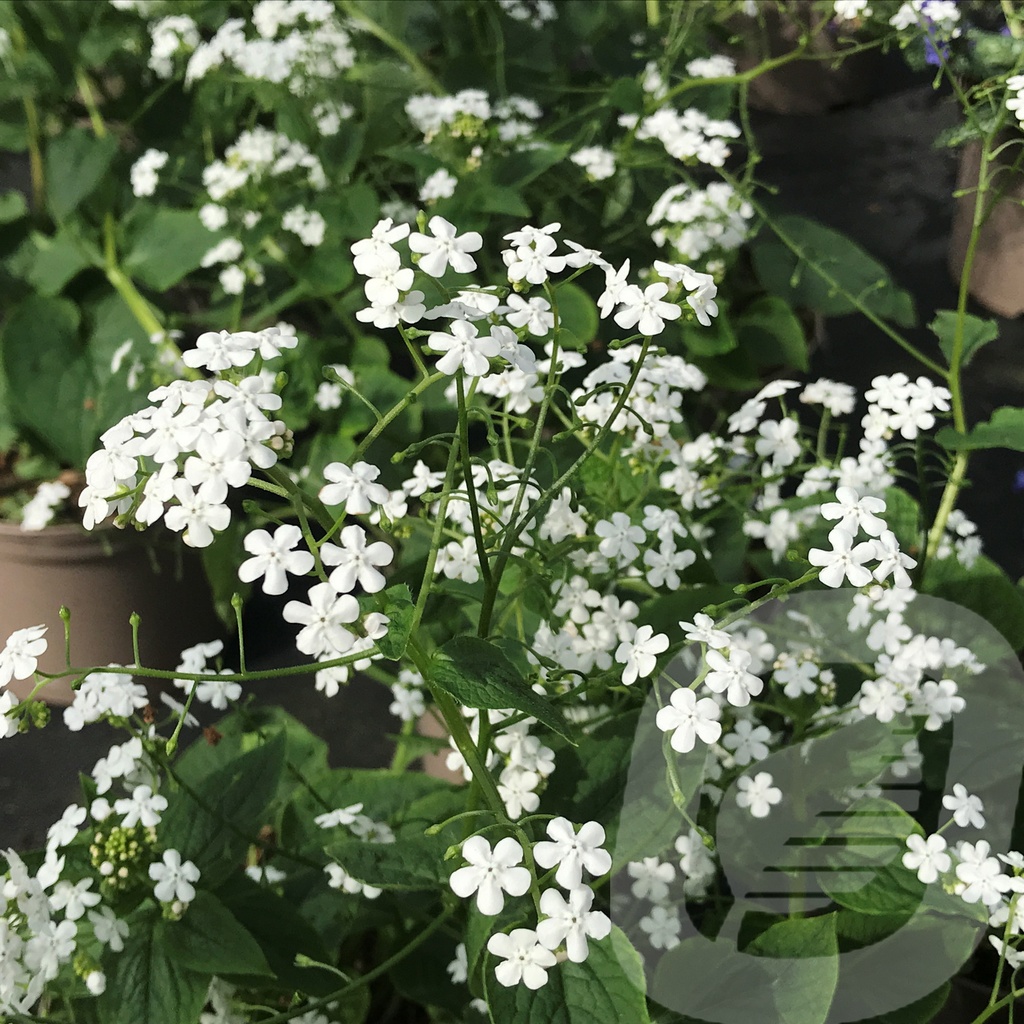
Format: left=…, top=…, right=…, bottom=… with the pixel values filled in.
left=735, top=771, right=782, bottom=818
left=808, top=526, right=877, bottom=588
left=238, top=524, right=315, bottom=595
left=427, top=320, right=501, bottom=377
left=536, top=887, right=611, bottom=963
left=703, top=648, right=764, bottom=708
left=149, top=849, right=201, bottom=904
left=656, top=687, right=722, bottom=753
left=615, top=625, right=669, bottom=685
left=903, top=833, right=951, bottom=884
left=532, top=817, right=612, bottom=890
left=0, top=625, right=47, bottom=687
left=282, top=582, right=360, bottom=657
left=821, top=486, right=887, bottom=537
left=114, top=785, right=168, bottom=828
left=943, top=784, right=985, bottom=830
left=487, top=928, right=557, bottom=989
left=321, top=526, right=394, bottom=594
left=319, top=461, right=391, bottom=514
left=449, top=836, right=531, bottom=915
left=409, top=216, right=483, bottom=277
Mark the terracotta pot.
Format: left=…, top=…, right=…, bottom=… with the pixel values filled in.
left=0, top=521, right=223, bottom=704
left=730, top=1, right=885, bottom=115
left=949, top=138, right=1024, bottom=318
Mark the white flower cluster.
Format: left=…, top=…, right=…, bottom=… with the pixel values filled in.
left=19, top=481, right=70, bottom=532
left=570, top=145, right=616, bottom=182
left=889, top=0, right=961, bottom=34
left=405, top=89, right=542, bottom=147
left=496, top=0, right=557, bottom=29
left=79, top=325, right=297, bottom=543
left=450, top=818, right=611, bottom=989
left=182, top=1, right=355, bottom=93
left=129, top=147, right=169, bottom=198
left=647, top=181, right=753, bottom=264
left=317, top=799, right=398, bottom=900
left=199, top=128, right=326, bottom=292
left=622, top=103, right=741, bottom=169
left=862, top=372, right=951, bottom=442
left=146, top=14, right=200, bottom=78
left=1008, top=73, right=1024, bottom=127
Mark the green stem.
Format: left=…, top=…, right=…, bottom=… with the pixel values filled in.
left=456, top=372, right=492, bottom=587
left=21, top=94, right=44, bottom=212
left=351, top=371, right=446, bottom=464
left=338, top=0, right=443, bottom=95
left=250, top=907, right=456, bottom=1024
left=75, top=67, right=107, bottom=138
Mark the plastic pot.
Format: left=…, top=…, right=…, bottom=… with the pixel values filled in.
left=0, top=521, right=222, bottom=704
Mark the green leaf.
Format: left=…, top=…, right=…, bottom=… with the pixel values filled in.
left=98, top=907, right=209, bottom=1024
left=0, top=190, right=28, bottom=224
left=326, top=834, right=450, bottom=891
left=215, top=873, right=338, bottom=996
left=928, top=310, right=998, bottom=368
left=428, top=636, right=574, bottom=742
left=46, top=128, right=118, bottom=222
left=744, top=914, right=839, bottom=1024
left=681, top=311, right=737, bottom=357
left=736, top=295, right=809, bottom=372
left=0, top=294, right=97, bottom=465
left=162, top=890, right=273, bottom=977
left=161, top=732, right=287, bottom=883
left=751, top=215, right=915, bottom=326
left=491, top=144, right=570, bottom=189
left=485, top=927, right=651, bottom=1024
left=937, top=406, right=1024, bottom=453
left=373, top=584, right=414, bottom=659
left=124, top=207, right=221, bottom=290
left=24, top=229, right=93, bottom=295
left=923, top=553, right=1024, bottom=653
left=555, top=282, right=599, bottom=346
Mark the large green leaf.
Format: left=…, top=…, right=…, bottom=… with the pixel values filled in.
left=923, top=553, right=1024, bottom=653
left=428, top=636, right=574, bottom=742
left=162, top=890, right=273, bottom=977
left=937, top=406, right=1024, bottom=453
left=751, top=215, right=915, bottom=326
left=485, top=926, right=651, bottom=1024
left=23, top=229, right=93, bottom=295
left=124, top=207, right=222, bottom=290
left=160, top=732, right=287, bottom=883
left=325, top=833, right=451, bottom=891
left=928, top=310, right=998, bottom=368
left=46, top=128, right=118, bottom=221
left=1, top=294, right=97, bottom=465
left=98, top=907, right=209, bottom=1024
left=736, top=295, right=809, bottom=372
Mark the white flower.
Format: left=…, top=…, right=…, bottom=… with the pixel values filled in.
left=902, top=833, right=951, bottom=884
left=49, top=878, right=101, bottom=921
left=319, top=461, right=390, bottom=514
left=320, top=526, right=394, bottom=594
left=182, top=329, right=260, bottom=371
left=703, top=648, right=764, bottom=708
left=943, top=784, right=985, bottom=829
left=615, top=624, right=669, bottom=685
left=115, top=785, right=168, bottom=828
left=858, top=678, right=906, bottom=723
left=678, top=613, right=730, bottom=649
left=427, top=320, right=501, bottom=377
left=0, top=625, right=47, bottom=687
left=536, top=886, right=611, bottom=962
left=755, top=418, right=801, bottom=468
left=533, top=817, right=611, bottom=891
left=639, top=905, right=681, bottom=949
left=238, top=524, right=315, bottom=596
left=656, top=687, right=722, bottom=753
left=282, top=583, right=359, bottom=658
left=149, top=849, right=201, bottom=904
left=571, top=146, right=616, bottom=181
left=808, top=526, right=877, bottom=588
left=487, top=928, right=557, bottom=989
left=872, top=530, right=916, bottom=589
left=447, top=943, right=468, bottom=984
left=46, top=804, right=86, bottom=851
left=88, top=906, right=130, bottom=952
left=735, top=771, right=782, bottom=818
left=821, top=486, right=887, bottom=538
left=164, top=480, right=231, bottom=549
left=130, top=148, right=169, bottom=197
left=409, top=216, right=482, bottom=277
left=613, top=282, right=682, bottom=337
left=594, top=512, right=645, bottom=564
left=449, top=836, right=531, bottom=915
left=956, top=840, right=1008, bottom=907
left=419, top=168, right=458, bottom=202
left=721, top=719, right=771, bottom=765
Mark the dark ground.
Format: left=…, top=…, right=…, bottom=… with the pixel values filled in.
left=3, top=50, right=1024, bottom=854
